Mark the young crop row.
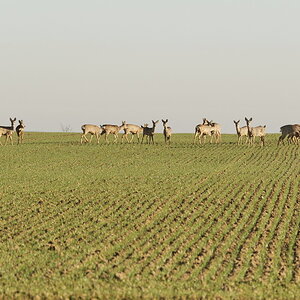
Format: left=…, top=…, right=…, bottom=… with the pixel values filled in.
left=0, top=133, right=299, bottom=298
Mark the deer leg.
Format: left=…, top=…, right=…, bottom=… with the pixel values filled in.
left=193, top=132, right=198, bottom=144
left=81, top=134, right=87, bottom=144
left=113, top=133, right=118, bottom=143
left=127, top=133, right=133, bottom=143
left=130, top=134, right=135, bottom=143
left=95, top=133, right=100, bottom=144
left=198, top=134, right=201, bottom=144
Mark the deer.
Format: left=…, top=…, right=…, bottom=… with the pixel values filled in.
left=162, top=119, right=172, bottom=144
left=80, top=124, right=103, bottom=144
left=16, top=120, right=25, bottom=144
left=207, top=119, right=221, bottom=143
left=101, top=121, right=126, bottom=143
left=194, top=118, right=213, bottom=144
left=233, top=120, right=248, bottom=145
left=121, top=123, right=143, bottom=143
left=0, top=118, right=17, bottom=145
left=141, top=120, right=159, bottom=144
left=245, top=117, right=266, bottom=146
left=278, top=124, right=300, bottom=145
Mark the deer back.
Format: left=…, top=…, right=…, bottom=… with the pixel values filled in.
left=82, top=124, right=102, bottom=135
left=124, top=124, right=142, bottom=134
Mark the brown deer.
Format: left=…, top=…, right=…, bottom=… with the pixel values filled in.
left=194, top=118, right=212, bottom=144
left=233, top=120, right=248, bottom=145
left=121, top=123, right=143, bottom=143
left=141, top=120, right=159, bottom=144
left=101, top=121, right=126, bottom=143
left=80, top=124, right=103, bottom=144
left=278, top=124, right=300, bottom=145
left=245, top=117, right=266, bottom=146
left=0, top=118, right=16, bottom=145
left=16, top=120, right=25, bottom=144
left=162, top=119, right=172, bottom=144
left=207, top=119, right=221, bottom=143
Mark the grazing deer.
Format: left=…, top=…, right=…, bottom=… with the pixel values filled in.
left=101, top=121, right=126, bottom=143
left=207, top=119, right=221, bottom=143
left=121, top=123, right=143, bottom=143
left=245, top=117, right=266, bottom=146
left=278, top=124, right=300, bottom=145
left=16, top=120, right=25, bottom=144
left=0, top=118, right=16, bottom=145
left=80, top=124, right=103, bottom=144
left=162, top=119, right=172, bottom=144
left=233, top=120, right=248, bottom=145
left=141, top=120, right=159, bottom=144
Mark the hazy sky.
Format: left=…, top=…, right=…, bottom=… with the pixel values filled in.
left=1, top=0, right=300, bottom=133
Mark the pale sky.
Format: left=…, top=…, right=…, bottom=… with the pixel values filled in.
left=1, top=0, right=300, bottom=133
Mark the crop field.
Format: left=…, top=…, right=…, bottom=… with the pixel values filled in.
left=0, top=132, right=299, bottom=299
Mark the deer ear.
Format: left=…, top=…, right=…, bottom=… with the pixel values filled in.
left=166, top=119, right=168, bottom=122
left=249, top=117, right=252, bottom=121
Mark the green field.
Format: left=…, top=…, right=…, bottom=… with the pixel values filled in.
left=0, top=132, right=299, bottom=299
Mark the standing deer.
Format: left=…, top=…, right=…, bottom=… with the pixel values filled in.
left=121, top=123, right=143, bottom=143
left=207, top=119, right=221, bottom=143
left=245, top=117, right=266, bottom=146
left=141, top=120, right=159, bottom=144
left=233, top=120, right=248, bottom=145
left=101, top=121, right=126, bottom=143
left=16, top=120, right=25, bottom=144
left=194, top=118, right=211, bottom=144
left=194, top=118, right=213, bottom=144
left=81, top=124, right=103, bottom=144
left=0, top=118, right=16, bottom=145
left=162, top=119, right=172, bottom=144
left=278, top=124, right=300, bottom=145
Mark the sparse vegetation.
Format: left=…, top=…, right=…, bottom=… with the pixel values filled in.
left=0, top=132, right=299, bottom=299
